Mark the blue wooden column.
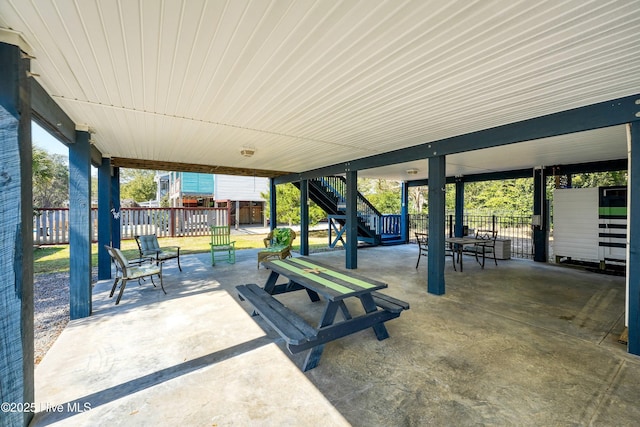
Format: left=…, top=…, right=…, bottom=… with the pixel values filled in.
left=628, top=121, right=640, bottom=355
left=98, top=158, right=112, bottom=280
left=0, top=41, right=35, bottom=427
left=69, top=130, right=92, bottom=319
left=111, top=167, right=121, bottom=249
left=345, top=170, right=358, bottom=269
left=300, top=179, right=309, bottom=256
left=532, top=167, right=548, bottom=262
left=401, top=181, right=409, bottom=243
left=269, top=178, right=277, bottom=231
left=454, top=177, right=465, bottom=237
left=427, top=156, right=446, bottom=295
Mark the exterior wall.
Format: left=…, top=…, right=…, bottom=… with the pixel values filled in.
left=181, top=172, right=214, bottom=194
left=214, top=175, right=268, bottom=201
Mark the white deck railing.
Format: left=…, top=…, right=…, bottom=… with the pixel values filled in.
left=33, top=207, right=229, bottom=245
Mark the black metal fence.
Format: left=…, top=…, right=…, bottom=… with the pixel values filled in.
left=409, top=213, right=533, bottom=259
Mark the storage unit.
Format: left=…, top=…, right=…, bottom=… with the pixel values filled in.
left=494, top=239, right=511, bottom=260
left=553, top=186, right=627, bottom=266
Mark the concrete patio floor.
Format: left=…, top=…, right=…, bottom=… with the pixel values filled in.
left=31, top=244, right=639, bottom=426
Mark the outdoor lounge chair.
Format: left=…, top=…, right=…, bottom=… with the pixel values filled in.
left=258, top=228, right=296, bottom=268
left=209, top=225, right=236, bottom=265
left=135, top=234, right=182, bottom=271
left=105, top=245, right=165, bottom=304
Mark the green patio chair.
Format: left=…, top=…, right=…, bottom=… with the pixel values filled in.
left=210, top=225, right=236, bottom=266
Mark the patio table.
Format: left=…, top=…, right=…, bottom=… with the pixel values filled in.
left=445, top=237, right=491, bottom=272
left=236, top=257, right=409, bottom=371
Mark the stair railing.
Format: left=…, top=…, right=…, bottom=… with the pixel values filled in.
left=313, top=176, right=382, bottom=237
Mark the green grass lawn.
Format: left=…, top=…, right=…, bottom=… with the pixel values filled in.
left=34, top=230, right=332, bottom=274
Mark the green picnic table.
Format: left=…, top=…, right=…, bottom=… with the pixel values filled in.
left=236, top=257, right=409, bottom=371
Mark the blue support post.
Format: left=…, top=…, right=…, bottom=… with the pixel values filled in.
left=628, top=122, right=640, bottom=355
left=346, top=170, right=358, bottom=269
left=401, top=181, right=409, bottom=243
left=69, top=130, right=92, bottom=319
left=269, top=178, right=277, bottom=231
left=111, top=167, right=121, bottom=249
left=98, top=158, right=112, bottom=279
left=0, top=41, right=35, bottom=427
left=427, top=156, right=446, bottom=295
left=533, top=167, right=548, bottom=262
left=300, top=179, right=309, bottom=256
left=454, top=178, right=464, bottom=237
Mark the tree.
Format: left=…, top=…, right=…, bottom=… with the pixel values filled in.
left=570, top=171, right=627, bottom=188
left=358, top=179, right=401, bottom=214
left=261, top=183, right=326, bottom=226
left=120, top=169, right=157, bottom=202
left=32, top=147, right=69, bottom=208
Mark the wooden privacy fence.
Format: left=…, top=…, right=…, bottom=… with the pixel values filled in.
left=34, top=207, right=229, bottom=245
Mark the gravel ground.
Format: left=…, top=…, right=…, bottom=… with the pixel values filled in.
left=33, top=269, right=97, bottom=365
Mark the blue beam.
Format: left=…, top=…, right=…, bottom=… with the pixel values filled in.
left=269, top=178, right=276, bottom=231
left=111, top=167, right=121, bottom=249
left=401, top=181, right=409, bottom=243
left=532, top=168, right=548, bottom=262
left=345, top=170, right=358, bottom=269
left=30, top=78, right=75, bottom=145
left=407, top=159, right=628, bottom=188
left=628, top=122, right=640, bottom=355
left=454, top=178, right=465, bottom=237
left=427, top=156, right=446, bottom=295
left=69, top=130, right=92, bottom=319
left=300, top=179, right=309, bottom=256
left=0, top=41, right=35, bottom=427
left=275, top=95, right=640, bottom=184
left=98, top=158, right=112, bottom=280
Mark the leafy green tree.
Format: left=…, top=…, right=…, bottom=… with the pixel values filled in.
left=32, top=147, right=69, bottom=208
left=570, top=171, right=627, bottom=188
left=464, top=179, right=533, bottom=215
left=120, top=169, right=157, bottom=202
left=359, top=178, right=401, bottom=213
left=262, top=183, right=326, bottom=226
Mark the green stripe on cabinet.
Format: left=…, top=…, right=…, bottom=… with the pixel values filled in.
left=599, top=207, right=627, bottom=217
left=270, top=260, right=354, bottom=294
left=290, top=258, right=378, bottom=289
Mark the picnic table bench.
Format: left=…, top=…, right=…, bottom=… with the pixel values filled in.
left=236, top=257, right=409, bottom=371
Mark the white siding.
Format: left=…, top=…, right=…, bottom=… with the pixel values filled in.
left=553, top=188, right=599, bottom=262
left=215, top=175, right=269, bottom=201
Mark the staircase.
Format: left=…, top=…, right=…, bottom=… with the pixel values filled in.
left=294, top=176, right=403, bottom=246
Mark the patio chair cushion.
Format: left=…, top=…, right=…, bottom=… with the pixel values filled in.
left=135, top=234, right=182, bottom=271
left=106, top=245, right=165, bottom=305
left=271, top=228, right=293, bottom=247
left=137, top=235, right=161, bottom=255
left=258, top=228, right=296, bottom=268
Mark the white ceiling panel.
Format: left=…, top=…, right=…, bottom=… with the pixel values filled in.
left=1, top=0, right=639, bottom=179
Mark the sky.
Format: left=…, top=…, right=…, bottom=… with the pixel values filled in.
left=32, top=121, right=69, bottom=157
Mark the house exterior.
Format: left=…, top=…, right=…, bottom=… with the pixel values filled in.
left=156, top=172, right=268, bottom=226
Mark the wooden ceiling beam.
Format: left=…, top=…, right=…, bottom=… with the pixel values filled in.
left=110, top=157, right=291, bottom=178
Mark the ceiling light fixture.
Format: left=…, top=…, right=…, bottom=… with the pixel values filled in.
left=240, top=147, right=255, bottom=157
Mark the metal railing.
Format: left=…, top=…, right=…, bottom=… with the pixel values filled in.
left=34, top=207, right=229, bottom=245
left=314, top=176, right=382, bottom=233
left=409, top=213, right=533, bottom=259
